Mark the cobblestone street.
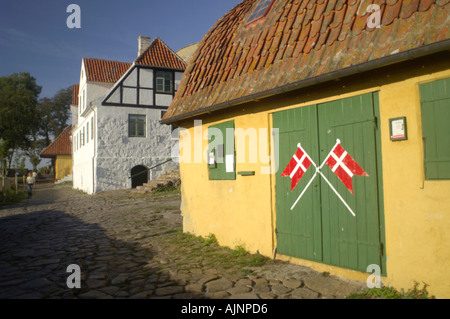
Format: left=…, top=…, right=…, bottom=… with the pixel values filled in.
left=0, top=181, right=365, bottom=299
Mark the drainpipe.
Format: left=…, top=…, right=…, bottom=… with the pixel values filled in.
left=92, top=108, right=96, bottom=194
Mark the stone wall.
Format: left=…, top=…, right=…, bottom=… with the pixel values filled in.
left=95, top=104, right=178, bottom=192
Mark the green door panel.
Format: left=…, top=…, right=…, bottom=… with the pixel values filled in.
left=318, top=93, right=382, bottom=272
left=274, top=105, right=322, bottom=262
left=274, top=92, right=386, bottom=274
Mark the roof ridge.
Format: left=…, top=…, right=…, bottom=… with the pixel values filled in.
left=83, top=57, right=131, bottom=65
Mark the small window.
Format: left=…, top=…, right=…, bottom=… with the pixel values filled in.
left=129, top=114, right=146, bottom=137
left=247, top=0, right=274, bottom=24
left=81, top=90, right=85, bottom=112
left=419, top=77, right=450, bottom=180
left=161, top=110, right=167, bottom=120
left=82, top=127, right=85, bottom=146
left=86, top=122, right=89, bottom=144
left=207, top=120, right=236, bottom=180
left=155, top=71, right=173, bottom=94
left=91, top=118, right=94, bottom=140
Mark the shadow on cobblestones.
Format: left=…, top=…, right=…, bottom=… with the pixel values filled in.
left=0, top=207, right=192, bottom=299
left=0, top=183, right=366, bottom=299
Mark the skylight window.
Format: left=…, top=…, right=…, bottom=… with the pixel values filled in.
left=247, top=0, right=274, bottom=24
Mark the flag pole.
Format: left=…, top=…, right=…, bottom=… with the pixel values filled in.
left=290, top=170, right=317, bottom=211
left=318, top=170, right=356, bottom=217
left=290, top=143, right=318, bottom=211
left=288, top=139, right=356, bottom=216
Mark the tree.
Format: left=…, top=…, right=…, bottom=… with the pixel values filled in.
left=34, top=86, right=72, bottom=170
left=37, top=86, right=72, bottom=143
left=50, top=87, right=72, bottom=137
left=23, top=138, right=46, bottom=172
left=0, top=73, right=41, bottom=169
left=37, top=97, right=54, bottom=146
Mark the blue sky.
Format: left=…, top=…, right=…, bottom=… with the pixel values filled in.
left=0, top=0, right=242, bottom=98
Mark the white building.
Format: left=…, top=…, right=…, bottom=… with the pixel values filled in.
left=71, top=36, right=185, bottom=194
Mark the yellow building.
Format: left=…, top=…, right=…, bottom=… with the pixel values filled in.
left=40, top=125, right=73, bottom=181
left=162, top=0, right=450, bottom=297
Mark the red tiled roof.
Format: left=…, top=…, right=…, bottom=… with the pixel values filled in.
left=163, top=0, right=450, bottom=123
left=135, top=37, right=186, bottom=70
left=84, top=58, right=132, bottom=83
left=40, top=125, right=72, bottom=158
left=72, top=84, right=79, bottom=105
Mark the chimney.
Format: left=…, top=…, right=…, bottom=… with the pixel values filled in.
left=138, top=36, right=151, bottom=57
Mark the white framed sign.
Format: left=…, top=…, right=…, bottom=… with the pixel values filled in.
left=389, top=117, right=407, bottom=141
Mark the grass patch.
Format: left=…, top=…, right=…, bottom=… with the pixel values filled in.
left=203, top=233, right=219, bottom=246
left=152, top=184, right=180, bottom=195
left=231, top=245, right=248, bottom=257
left=55, top=181, right=72, bottom=187
left=168, top=231, right=271, bottom=274
left=347, top=282, right=435, bottom=299
left=0, top=189, right=28, bottom=207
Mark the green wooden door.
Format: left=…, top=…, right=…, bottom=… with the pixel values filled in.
left=274, top=92, right=386, bottom=274
left=274, top=105, right=322, bottom=262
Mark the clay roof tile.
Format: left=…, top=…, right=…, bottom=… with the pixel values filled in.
left=40, top=125, right=72, bottom=158
left=162, top=0, right=450, bottom=123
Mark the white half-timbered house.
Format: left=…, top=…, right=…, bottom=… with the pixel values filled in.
left=71, top=36, right=185, bottom=194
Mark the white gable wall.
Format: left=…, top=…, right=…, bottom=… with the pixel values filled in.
left=78, top=60, right=114, bottom=122
left=72, top=60, right=182, bottom=194
left=94, top=105, right=177, bottom=192
left=72, top=109, right=96, bottom=194
left=73, top=72, right=114, bottom=194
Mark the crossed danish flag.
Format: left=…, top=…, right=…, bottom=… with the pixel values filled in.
left=281, top=139, right=368, bottom=216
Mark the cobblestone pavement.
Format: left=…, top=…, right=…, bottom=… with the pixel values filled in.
left=0, top=181, right=366, bottom=299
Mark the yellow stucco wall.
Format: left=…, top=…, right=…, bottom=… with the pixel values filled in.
left=55, top=155, right=72, bottom=181
left=178, top=60, right=450, bottom=297
left=179, top=113, right=275, bottom=257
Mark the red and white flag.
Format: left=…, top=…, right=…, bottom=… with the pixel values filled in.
left=281, top=144, right=312, bottom=192
left=325, top=142, right=368, bottom=194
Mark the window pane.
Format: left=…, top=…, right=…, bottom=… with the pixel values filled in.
left=248, top=0, right=272, bottom=22
left=129, top=114, right=146, bottom=137
left=156, top=71, right=173, bottom=93
left=137, top=121, right=145, bottom=137
left=129, top=116, right=136, bottom=136
left=165, top=81, right=172, bottom=93
left=156, top=78, right=164, bottom=92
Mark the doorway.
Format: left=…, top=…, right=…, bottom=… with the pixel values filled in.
left=131, top=165, right=148, bottom=189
